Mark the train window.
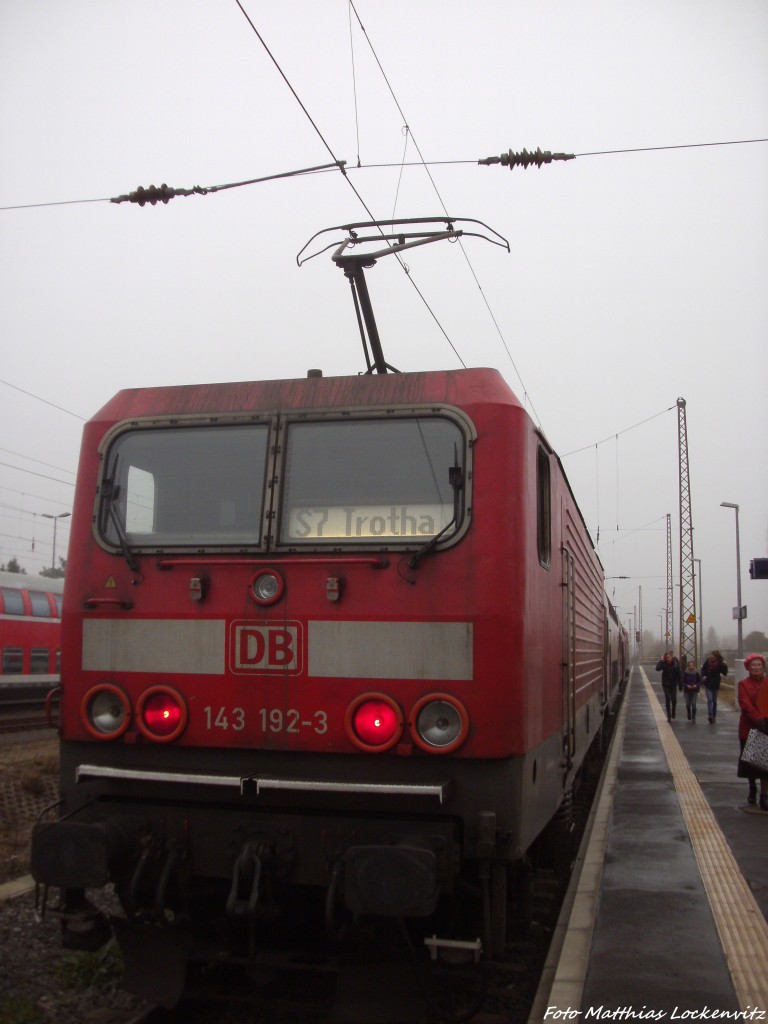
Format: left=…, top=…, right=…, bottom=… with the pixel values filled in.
left=279, top=417, right=465, bottom=545
left=101, top=425, right=270, bottom=549
left=30, top=648, right=50, bottom=673
left=54, top=595, right=63, bottom=617
left=2, top=647, right=23, bottom=673
left=30, top=591, right=52, bottom=617
left=55, top=649, right=61, bottom=672
left=537, top=446, right=552, bottom=567
left=1, top=587, right=24, bottom=615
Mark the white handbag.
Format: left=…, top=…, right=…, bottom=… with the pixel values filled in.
left=741, top=728, right=768, bottom=771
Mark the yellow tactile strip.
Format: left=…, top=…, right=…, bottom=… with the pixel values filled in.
left=641, top=668, right=768, bottom=1010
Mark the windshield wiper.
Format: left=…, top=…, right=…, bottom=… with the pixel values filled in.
left=101, top=460, right=141, bottom=574
left=408, top=454, right=463, bottom=571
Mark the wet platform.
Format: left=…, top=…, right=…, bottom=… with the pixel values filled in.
left=531, top=663, right=768, bottom=1020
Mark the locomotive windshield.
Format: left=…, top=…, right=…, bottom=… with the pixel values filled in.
left=98, top=413, right=469, bottom=552
left=279, top=417, right=464, bottom=544
left=101, top=424, right=270, bottom=548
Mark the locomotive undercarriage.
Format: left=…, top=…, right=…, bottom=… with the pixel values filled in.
left=31, top=716, right=602, bottom=1008
left=33, top=799, right=513, bottom=1009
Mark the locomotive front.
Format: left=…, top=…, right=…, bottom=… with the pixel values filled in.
left=32, top=367, right=555, bottom=1004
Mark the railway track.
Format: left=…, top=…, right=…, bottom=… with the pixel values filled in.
left=0, top=694, right=56, bottom=735
left=61, top=865, right=569, bottom=1023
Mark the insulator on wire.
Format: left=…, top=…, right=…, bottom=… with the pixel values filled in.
left=110, top=183, right=208, bottom=205
left=131, top=183, right=174, bottom=206
left=478, top=147, right=575, bottom=170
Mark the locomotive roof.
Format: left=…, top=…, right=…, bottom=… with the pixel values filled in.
left=87, top=367, right=525, bottom=423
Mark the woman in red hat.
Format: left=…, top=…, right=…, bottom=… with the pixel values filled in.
left=737, top=653, right=768, bottom=809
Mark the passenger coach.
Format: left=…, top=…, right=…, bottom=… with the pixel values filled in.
left=0, top=570, right=63, bottom=682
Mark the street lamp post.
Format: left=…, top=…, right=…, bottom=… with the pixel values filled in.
left=41, top=512, right=71, bottom=573
left=720, top=502, right=743, bottom=660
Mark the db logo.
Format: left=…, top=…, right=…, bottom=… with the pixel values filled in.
left=229, top=621, right=302, bottom=674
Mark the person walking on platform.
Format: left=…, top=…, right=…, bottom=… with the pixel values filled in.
left=682, top=661, right=701, bottom=721
left=701, top=649, right=728, bottom=723
left=736, top=653, right=768, bottom=810
left=656, top=651, right=681, bottom=721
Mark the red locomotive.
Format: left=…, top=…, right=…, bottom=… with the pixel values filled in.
left=0, top=570, right=63, bottom=682
left=32, top=220, right=626, bottom=1008
left=32, top=365, right=626, bottom=1003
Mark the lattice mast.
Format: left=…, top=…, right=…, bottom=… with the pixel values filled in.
left=638, top=586, right=643, bottom=659
left=666, top=513, right=674, bottom=650
left=677, top=398, right=697, bottom=666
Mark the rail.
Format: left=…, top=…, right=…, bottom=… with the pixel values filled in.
left=0, top=690, right=58, bottom=735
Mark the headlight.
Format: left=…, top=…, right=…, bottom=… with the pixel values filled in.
left=136, top=685, right=188, bottom=742
left=250, top=570, right=284, bottom=606
left=345, top=693, right=404, bottom=752
left=410, top=694, right=468, bottom=754
left=81, top=684, right=131, bottom=740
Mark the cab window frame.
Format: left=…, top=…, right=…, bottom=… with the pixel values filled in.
left=272, top=406, right=475, bottom=553
left=93, top=405, right=475, bottom=556
left=94, top=414, right=275, bottom=556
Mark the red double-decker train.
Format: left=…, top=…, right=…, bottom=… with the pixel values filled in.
left=32, top=363, right=626, bottom=1006
left=0, top=570, right=63, bottom=684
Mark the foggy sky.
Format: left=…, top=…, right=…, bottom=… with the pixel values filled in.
left=1, top=0, right=766, bottom=647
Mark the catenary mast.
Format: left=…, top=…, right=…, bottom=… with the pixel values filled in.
left=677, top=398, right=697, bottom=665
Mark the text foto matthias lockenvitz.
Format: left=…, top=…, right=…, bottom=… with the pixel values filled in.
left=544, top=1008, right=766, bottom=1021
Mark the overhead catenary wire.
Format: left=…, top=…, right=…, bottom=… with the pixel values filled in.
left=576, top=138, right=768, bottom=157
left=231, top=1, right=370, bottom=222
left=109, top=162, right=346, bottom=206
left=0, top=13, right=763, bottom=615
left=2, top=138, right=765, bottom=212
left=1, top=501, right=72, bottom=520
left=233, top=0, right=471, bottom=373
left=346, top=0, right=541, bottom=420
left=1, top=1, right=762, bottom=551
left=0, top=485, right=76, bottom=514
left=0, top=378, right=86, bottom=420
left=560, top=404, right=676, bottom=458
left=0, top=448, right=76, bottom=477
left=563, top=406, right=675, bottom=548
left=347, top=0, right=474, bottom=371
left=347, top=2, right=362, bottom=168
left=0, top=461, right=76, bottom=487
left=391, top=126, right=411, bottom=220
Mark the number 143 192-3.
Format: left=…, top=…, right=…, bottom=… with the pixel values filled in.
left=203, top=706, right=328, bottom=735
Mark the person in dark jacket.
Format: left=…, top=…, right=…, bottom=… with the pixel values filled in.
left=682, top=661, right=702, bottom=721
left=655, top=651, right=681, bottom=721
left=701, top=650, right=728, bottom=723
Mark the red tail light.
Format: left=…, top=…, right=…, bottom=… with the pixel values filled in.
left=345, top=693, right=403, bottom=752
left=136, top=686, right=187, bottom=742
